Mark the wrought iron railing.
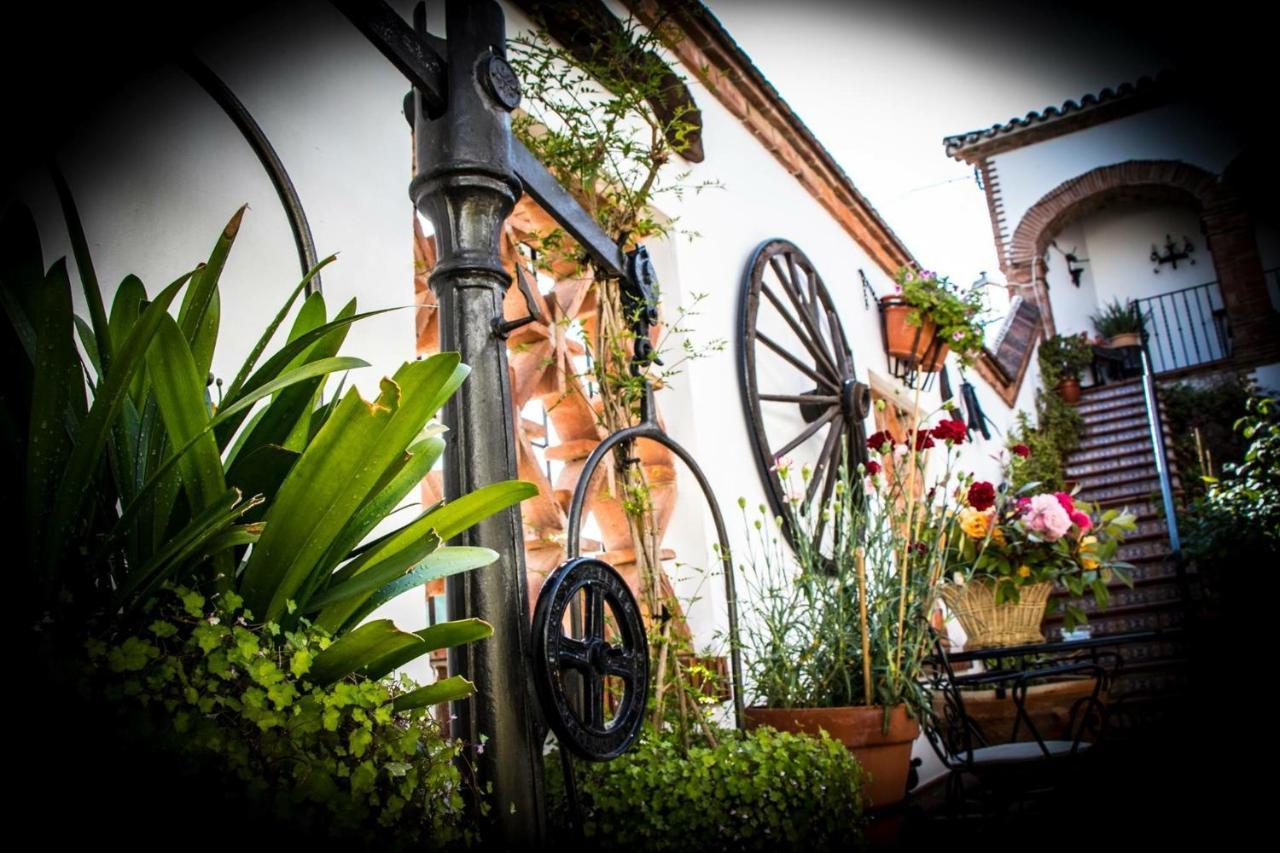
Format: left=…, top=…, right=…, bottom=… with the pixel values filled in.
left=1131, top=281, right=1231, bottom=374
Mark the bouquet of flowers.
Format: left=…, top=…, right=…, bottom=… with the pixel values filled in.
left=940, top=447, right=1137, bottom=645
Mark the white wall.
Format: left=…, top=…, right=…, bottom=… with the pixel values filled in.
left=992, top=102, right=1244, bottom=237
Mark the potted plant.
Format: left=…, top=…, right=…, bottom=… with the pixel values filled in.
left=1038, top=332, right=1093, bottom=403
left=1091, top=298, right=1144, bottom=348
left=881, top=268, right=985, bottom=372
left=936, top=455, right=1137, bottom=650
left=739, top=415, right=972, bottom=816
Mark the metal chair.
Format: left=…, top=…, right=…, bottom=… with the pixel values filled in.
left=922, top=635, right=1116, bottom=828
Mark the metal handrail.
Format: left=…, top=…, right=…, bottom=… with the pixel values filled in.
left=1131, top=281, right=1230, bottom=373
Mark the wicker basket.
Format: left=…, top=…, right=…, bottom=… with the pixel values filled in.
left=940, top=580, right=1054, bottom=650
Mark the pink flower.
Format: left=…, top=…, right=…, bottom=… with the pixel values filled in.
left=1024, top=494, right=1072, bottom=541
left=1070, top=510, right=1093, bottom=532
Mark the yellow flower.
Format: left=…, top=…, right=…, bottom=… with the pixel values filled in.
left=1081, top=556, right=1100, bottom=570
left=1017, top=565, right=1032, bottom=578
left=958, top=508, right=989, bottom=540
left=991, top=526, right=1007, bottom=546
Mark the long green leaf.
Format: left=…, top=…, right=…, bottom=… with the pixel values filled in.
left=213, top=305, right=397, bottom=448
left=331, top=480, right=537, bottom=591
left=239, top=355, right=467, bottom=622
left=26, top=261, right=80, bottom=567
left=306, top=531, right=443, bottom=614
left=365, top=620, right=493, bottom=681
left=308, top=620, right=419, bottom=685
left=221, top=254, right=335, bottom=403
left=178, top=207, right=243, bottom=380
left=233, top=298, right=354, bottom=459
left=392, top=676, right=475, bottom=712
left=43, top=270, right=193, bottom=578
left=146, top=314, right=225, bottom=512
left=332, top=547, right=499, bottom=633
left=49, top=161, right=111, bottom=374
left=117, top=489, right=262, bottom=606
left=96, top=356, right=366, bottom=559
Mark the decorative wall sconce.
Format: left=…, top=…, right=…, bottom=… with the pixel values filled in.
left=1064, top=251, right=1088, bottom=288
left=1151, top=234, right=1195, bottom=273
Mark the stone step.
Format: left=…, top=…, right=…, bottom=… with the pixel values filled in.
left=1118, top=539, right=1175, bottom=562
left=1050, top=575, right=1184, bottom=607
left=1074, top=426, right=1171, bottom=453
left=1079, top=403, right=1153, bottom=427
left=1081, top=414, right=1157, bottom=438
left=1044, top=595, right=1186, bottom=625
left=1066, top=439, right=1159, bottom=465
left=1076, top=476, right=1173, bottom=503
left=1065, top=450, right=1176, bottom=479
left=1078, top=379, right=1144, bottom=401
left=1050, top=606, right=1186, bottom=636
left=1075, top=392, right=1146, bottom=415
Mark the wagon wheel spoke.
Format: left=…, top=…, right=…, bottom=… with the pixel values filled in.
left=756, top=331, right=840, bottom=392
left=767, top=258, right=837, bottom=377
left=773, top=406, right=839, bottom=461
left=759, top=393, right=839, bottom=404
left=807, top=417, right=845, bottom=505
left=584, top=584, right=605, bottom=644
left=811, top=444, right=842, bottom=549
left=826, top=307, right=851, bottom=377
left=760, top=283, right=839, bottom=379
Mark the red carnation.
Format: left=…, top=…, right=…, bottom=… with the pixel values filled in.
left=1070, top=510, right=1093, bottom=532
left=968, top=481, right=996, bottom=511
left=1012, top=444, right=1031, bottom=458
left=866, top=430, right=896, bottom=452
left=913, top=431, right=935, bottom=451
left=931, top=418, right=968, bottom=444
left=865, top=460, right=882, bottom=476
left=1055, top=492, right=1075, bottom=515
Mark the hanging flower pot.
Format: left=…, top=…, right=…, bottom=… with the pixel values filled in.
left=880, top=295, right=949, bottom=372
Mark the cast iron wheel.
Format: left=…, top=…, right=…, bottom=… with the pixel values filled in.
left=738, top=238, right=871, bottom=555
left=532, top=556, right=648, bottom=762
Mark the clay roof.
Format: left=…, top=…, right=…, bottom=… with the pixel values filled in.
left=943, top=72, right=1177, bottom=163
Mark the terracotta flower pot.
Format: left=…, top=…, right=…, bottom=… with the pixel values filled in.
left=880, top=296, right=949, bottom=372
left=744, top=704, right=919, bottom=810
left=1055, top=376, right=1082, bottom=404
left=1106, top=332, right=1142, bottom=349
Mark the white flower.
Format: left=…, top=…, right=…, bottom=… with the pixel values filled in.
left=952, top=572, right=965, bottom=585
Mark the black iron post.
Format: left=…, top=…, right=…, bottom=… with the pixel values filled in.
left=410, top=0, right=546, bottom=842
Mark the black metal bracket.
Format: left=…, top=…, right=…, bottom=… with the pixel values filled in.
left=622, top=246, right=663, bottom=372
left=493, top=261, right=548, bottom=338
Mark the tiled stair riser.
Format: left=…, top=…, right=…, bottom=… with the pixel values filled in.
left=1080, top=405, right=1158, bottom=427
left=1065, top=452, right=1175, bottom=478
left=1075, top=397, right=1145, bottom=416
left=1067, top=440, right=1155, bottom=464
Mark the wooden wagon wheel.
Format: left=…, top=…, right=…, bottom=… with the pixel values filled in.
left=737, top=238, right=871, bottom=554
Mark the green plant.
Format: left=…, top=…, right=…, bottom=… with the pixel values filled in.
left=1006, top=394, right=1084, bottom=494
left=893, top=267, right=987, bottom=365
left=5, top=191, right=536, bottom=838
left=1090, top=298, right=1143, bottom=339
left=511, top=16, right=724, bottom=742
left=548, top=726, right=865, bottom=851
left=84, top=585, right=478, bottom=847
left=740, top=413, right=975, bottom=719
left=1182, top=395, right=1280, bottom=569
left=1162, top=373, right=1254, bottom=500
left=1038, top=332, right=1093, bottom=382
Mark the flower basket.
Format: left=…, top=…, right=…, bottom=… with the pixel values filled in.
left=940, top=579, right=1054, bottom=650
left=880, top=296, right=949, bottom=372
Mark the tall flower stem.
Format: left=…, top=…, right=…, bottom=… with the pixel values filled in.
left=895, top=381, right=924, bottom=681
left=856, top=547, right=872, bottom=702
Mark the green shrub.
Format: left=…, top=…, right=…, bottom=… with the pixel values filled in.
left=550, top=726, right=866, bottom=851
left=1161, top=373, right=1253, bottom=500
left=84, top=585, right=478, bottom=848
left=1090, top=298, right=1143, bottom=338
left=1038, top=332, right=1093, bottom=382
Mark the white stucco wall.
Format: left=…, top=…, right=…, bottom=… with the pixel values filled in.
left=991, top=102, right=1244, bottom=237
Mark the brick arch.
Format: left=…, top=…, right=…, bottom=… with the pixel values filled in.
left=1004, top=161, right=1277, bottom=367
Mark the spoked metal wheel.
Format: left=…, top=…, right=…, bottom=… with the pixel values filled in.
left=737, top=239, right=871, bottom=554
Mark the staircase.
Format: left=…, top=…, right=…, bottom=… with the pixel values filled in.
left=1046, top=378, right=1195, bottom=701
